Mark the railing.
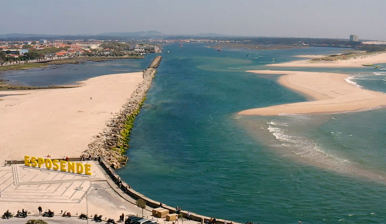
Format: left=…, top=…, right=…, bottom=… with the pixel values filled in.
left=4, top=157, right=82, bottom=165
left=3, top=158, right=236, bottom=224
left=98, top=158, right=235, bottom=224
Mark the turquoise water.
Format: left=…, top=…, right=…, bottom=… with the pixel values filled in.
left=117, top=44, right=386, bottom=223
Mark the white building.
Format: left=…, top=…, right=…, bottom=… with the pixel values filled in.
left=350, top=34, right=359, bottom=42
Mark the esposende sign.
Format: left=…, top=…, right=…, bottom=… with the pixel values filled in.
left=24, top=156, right=92, bottom=175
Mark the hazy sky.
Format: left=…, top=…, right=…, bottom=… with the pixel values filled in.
left=1, top=0, right=386, bottom=40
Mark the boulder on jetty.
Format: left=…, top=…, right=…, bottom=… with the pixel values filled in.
left=82, top=56, right=162, bottom=169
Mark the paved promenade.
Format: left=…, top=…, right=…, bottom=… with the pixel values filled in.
left=0, top=161, right=199, bottom=223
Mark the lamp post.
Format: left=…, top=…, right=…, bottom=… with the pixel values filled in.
left=75, top=186, right=91, bottom=224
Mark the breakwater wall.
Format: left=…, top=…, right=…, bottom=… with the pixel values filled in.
left=83, top=56, right=162, bottom=169
left=4, top=157, right=237, bottom=224
left=98, top=158, right=236, bottom=224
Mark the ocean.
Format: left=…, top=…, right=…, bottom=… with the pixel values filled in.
left=116, top=44, right=386, bottom=223
left=2, top=44, right=385, bottom=223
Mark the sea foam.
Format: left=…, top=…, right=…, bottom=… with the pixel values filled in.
left=345, top=76, right=362, bottom=88
left=267, top=120, right=350, bottom=166
left=373, top=72, right=386, bottom=76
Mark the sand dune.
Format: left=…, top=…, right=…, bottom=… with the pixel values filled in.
left=268, top=52, right=386, bottom=67
left=239, top=70, right=386, bottom=116
left=0, top=72, right=143, bottom=163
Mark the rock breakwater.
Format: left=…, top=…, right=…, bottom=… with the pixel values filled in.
left=83, top=56, right=162, bottom=169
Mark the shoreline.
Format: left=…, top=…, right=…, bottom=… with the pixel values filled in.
left=238, top=70, right=386, bottom=116
left=0, top=79, right=79, bottom=91
left=0, top=56, right=162, bottom=167
left=83, top=56, right=162, bottom=168
left=0, top=55, right=145, bottom=72
left=1, top=159, right=236, bottom=224
left=0, top=71, right=144, bottom=163
left=268, top=51, right=386, bottom=67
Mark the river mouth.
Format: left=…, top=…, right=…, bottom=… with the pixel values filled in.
left=114, top=44, right=386, bottom=223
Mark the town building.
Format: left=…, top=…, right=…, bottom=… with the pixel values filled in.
left=350, top=34, right=359, bottom=42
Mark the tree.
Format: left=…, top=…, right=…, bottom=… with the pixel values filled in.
left=0, top=51, right=6, bottom=63
left=24, top=50, right=44, bottom=60
left=136, top=199, right=146, bottom=217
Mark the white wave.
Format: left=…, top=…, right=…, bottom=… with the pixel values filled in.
left=267, top=124, right=350, bottom=165
left=268, top=125, right=298, bottom=144
left=374, top=72, right=386, bottom=76
left=267, top=121, right=288, bottom=127
left=345, top=76, right=362, bottom=88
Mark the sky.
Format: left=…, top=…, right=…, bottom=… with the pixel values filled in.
left=1, top=0, right=386, bottom=40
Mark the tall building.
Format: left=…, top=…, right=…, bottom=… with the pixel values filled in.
left=350, top=34, right=359, bottom=42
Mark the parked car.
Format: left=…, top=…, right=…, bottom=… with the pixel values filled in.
left=125, top=216, right=143, bottom=224
left=143, top=221, right=158, bottom=224
left=132, top=218, right=150, bottom=224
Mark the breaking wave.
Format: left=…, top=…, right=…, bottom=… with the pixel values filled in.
left=345, top=76, right=362, bottom=88
left=267, top=121, right=349, bottom=165
left=262, top=118, right=386, bottom=183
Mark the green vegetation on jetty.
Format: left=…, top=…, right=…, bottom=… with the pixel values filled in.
left=115, top=97, right=146, bottom=155
left=114, top=57, right=162, bottom=155
left=83, top=56, right=162, bottom=168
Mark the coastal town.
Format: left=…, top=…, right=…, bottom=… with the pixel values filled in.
left=0, top=39, right=161, bottom=66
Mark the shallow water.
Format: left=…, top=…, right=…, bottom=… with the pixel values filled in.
left=116, top=44, right=386, bottom=223
left=0, top=56, right=154, bottom=86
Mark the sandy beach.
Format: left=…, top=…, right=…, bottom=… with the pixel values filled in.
left=239, top=70, right=386, bottom=116
left=293, top=54, right=326, bottom=59
left=268, top=52, right=386, bottom=67
left=0, top=72, right=143, bottom=163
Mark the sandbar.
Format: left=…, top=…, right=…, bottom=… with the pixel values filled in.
left=268, top=52, right=386, bottom=67
left=0, top=72, right=143, bottom=162
left=239, top=70, right=386, bottom=116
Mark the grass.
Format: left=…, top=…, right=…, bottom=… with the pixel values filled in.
left=0, top=79, right=76, bottom=91
left=113, top=69, right=158, bottom=156
left=0, top=63, right=48, bottom=71
left=114, top=96, right=147, bottom=155
left=310, top=50, right=381, bottom=62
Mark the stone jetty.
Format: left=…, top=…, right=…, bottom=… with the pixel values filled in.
left=82, top=56, right=162, bottom=169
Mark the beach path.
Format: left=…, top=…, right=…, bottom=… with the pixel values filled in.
left=0, top=72, right=143, bottom=162
left=239, top=70, right=386, bottom=116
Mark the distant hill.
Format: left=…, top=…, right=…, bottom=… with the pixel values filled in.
left=194, top=33, right=230, bottom=37
left=0, top=31, right=165, bottom=40
left=100, top=31, right=164, bottom=38
left=0, top=33, right=57, bottom=39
